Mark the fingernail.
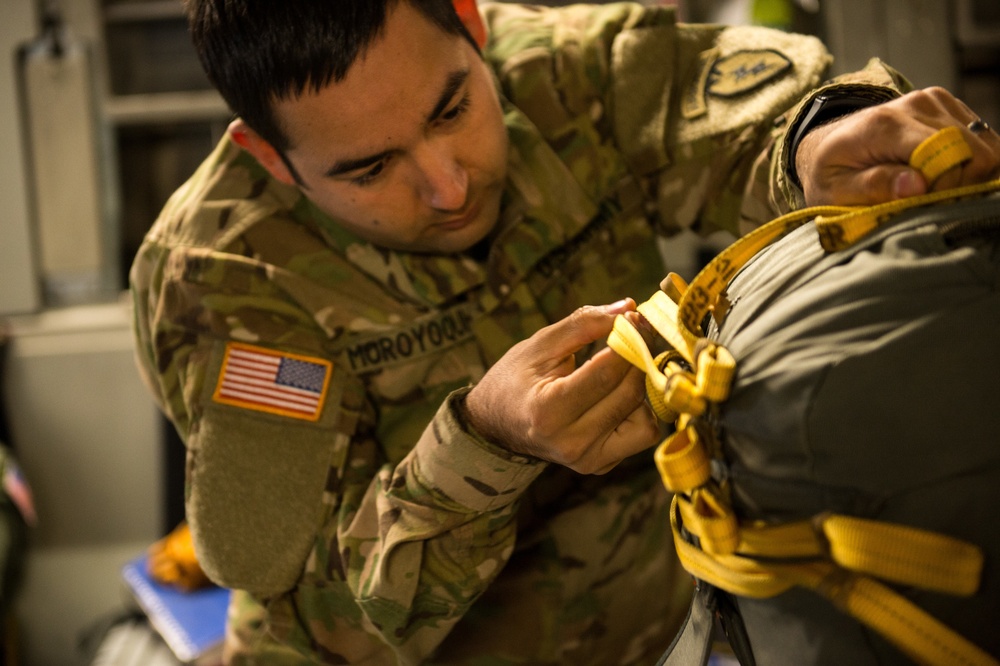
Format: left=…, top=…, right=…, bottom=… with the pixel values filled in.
left=605, top=298, right=633, bottom=314
left=893, top=170, right=923, bottom=199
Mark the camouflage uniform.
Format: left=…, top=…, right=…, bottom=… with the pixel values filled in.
left=130, top=3, right=905, bottom=664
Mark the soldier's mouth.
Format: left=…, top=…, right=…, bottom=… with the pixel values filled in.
left=436, top=196, right=484, bottom=232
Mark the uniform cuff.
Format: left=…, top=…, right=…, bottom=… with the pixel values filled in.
left=785, top=92, right=887, bottom=188
left=408, top=387, right=547, bottom=513
left=777, top=83, right=899, bottom=204
left=774, top=54, right=910, bottom=210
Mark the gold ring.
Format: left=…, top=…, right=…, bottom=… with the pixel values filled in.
left=967, top=118, right=991, bottom=134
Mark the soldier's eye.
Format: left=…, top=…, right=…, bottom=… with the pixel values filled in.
left=352, top=159, right=388, bottom=186
left=441, top=95, right=470, bottom=123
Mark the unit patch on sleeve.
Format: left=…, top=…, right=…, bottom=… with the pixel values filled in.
left=707, top=49, right=792, bottom=98
left=213, top=342, right=332, bottom=422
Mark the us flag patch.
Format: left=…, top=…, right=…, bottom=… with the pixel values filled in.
left=213, top=342, right=332, bottom=421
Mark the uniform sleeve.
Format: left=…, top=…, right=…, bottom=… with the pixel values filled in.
left=289, top=388, right=547, bottom=663
left=481, top=2, right=908, bottom=239
left=130, top=235, right=547, bottom=664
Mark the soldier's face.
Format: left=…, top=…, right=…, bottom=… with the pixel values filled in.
left=272, top=2, right=509, bottom=254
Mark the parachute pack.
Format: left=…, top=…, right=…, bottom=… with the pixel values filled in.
left=609, top=129, right=1000, bottom=665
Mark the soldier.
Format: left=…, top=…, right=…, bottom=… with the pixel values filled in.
left=129, top=1, right=1000, bottom=664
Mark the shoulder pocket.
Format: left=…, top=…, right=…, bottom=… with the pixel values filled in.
left=187, top=341, right=354, bottom=595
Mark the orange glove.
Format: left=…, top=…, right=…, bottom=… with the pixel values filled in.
left=146, top=521, right=213, bottom=591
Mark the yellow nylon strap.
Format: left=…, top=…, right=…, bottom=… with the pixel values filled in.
left=674, top=202, right=849, bottom=342
left=674, top=133, right=1000, bottom=337
left=646, top=351, right=683, bottom=422
left=677, top=489, right=740, bottom=555
left=636, top=290, right=696, bottom=363
left=840, top=577, right=998, bottom=666
left=909, top=125, right=974, bottom=185
left=607, top=314, right=667, bottom=395
left=671, top=498, right=990, bottom=607
left=670, top=497, right=796, bottom=597
left=732, top=514, right=983, bottom=594
left=822, top=514, right=983, bottom=596
left=613, top=287, right=737, bottom=413
left=654, top=426, right=711, bottom=493
left=737, top=519, right=826, bottom=559
left=806, top=566, right=999, bottom=666
left=609, top=310, right=728, bottom=420
left=815, top=177, right=1000, bottom=251
left=694, top=342, right=736, bottom=403
left=671, top=504, right=998, bottom=665
left=663, top=371, right=707, bottom=418
left=607, top=317, right=710, bottom=420
left=659, top=271, right=689, bottom=303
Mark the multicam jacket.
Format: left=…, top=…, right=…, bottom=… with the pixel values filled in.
left=130, top=3, right=905, bottom=664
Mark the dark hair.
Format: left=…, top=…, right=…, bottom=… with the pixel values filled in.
left=185, top=0, right=477, bottom=153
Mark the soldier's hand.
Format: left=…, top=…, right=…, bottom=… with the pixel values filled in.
left=463, top=300, right=659, bottom=475
left=796, top=87, right=1000, bottom=206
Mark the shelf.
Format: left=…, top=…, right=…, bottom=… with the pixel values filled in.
left=104, top=90, right=230, bottom=125
left=102, top=0, right=185, bottom=23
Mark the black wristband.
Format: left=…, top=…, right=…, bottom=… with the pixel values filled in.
left=787, top=94, right=884, bottom=188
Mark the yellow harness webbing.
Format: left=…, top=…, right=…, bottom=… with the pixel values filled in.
left=609, top=128, right=1000, bottom=666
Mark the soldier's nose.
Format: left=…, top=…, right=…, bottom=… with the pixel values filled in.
left=418, top=150, right=468, bottom=212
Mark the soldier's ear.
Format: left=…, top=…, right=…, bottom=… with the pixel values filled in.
left=227, top=119, right=297, bottom=186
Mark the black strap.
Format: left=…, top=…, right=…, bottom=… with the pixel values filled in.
left=656, top=582, right=717, bottom=666
left=717, top=590, right=756, bottom=666
left=656, top=581, right=760, bottom=666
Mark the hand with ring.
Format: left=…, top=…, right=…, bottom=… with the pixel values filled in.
left=794, top=87, right=1000, bottom=206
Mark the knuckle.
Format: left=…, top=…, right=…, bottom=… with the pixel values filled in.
left=923, top=85, right=951, bottom=100
left=902, top=87, right=940, bottom=108
left=555, top=436, right=592, bottom=469
left=568, top=304, right=599, bottom=327
left=866, top=102, right=899, bottom=128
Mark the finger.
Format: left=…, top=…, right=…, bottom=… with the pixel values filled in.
left=920, top=125, right=1000, bottom=193
left=874, top=121, right=991, bottom=196
left=523, top=351, right=646, bottom=465
left=896, top=87, right=971, bottom=127
left=820, top=163, right=928, bottom=206
left=529, top=300, right=636, bottom=367
left=545, top=345, right=642, bottom=422
left=888, top=89, right=1000, bottom=188
left=892, top=168, right=929, bottom=199
left=930, top=161, right=965, bottom=193
left=575, top=400, right=660, bottom=474
left=798, top=111, right=923, bottom=205
left=561, top=364, right=649, bottom=444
